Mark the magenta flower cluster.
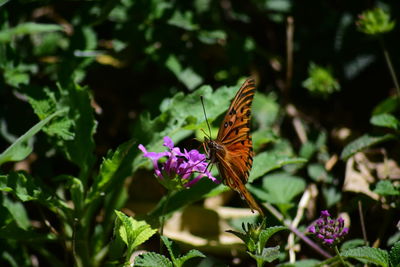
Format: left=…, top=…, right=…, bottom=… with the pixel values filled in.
left=308, top=210, right=349, bottom=246
left=138, top=136, right=218, bottom=189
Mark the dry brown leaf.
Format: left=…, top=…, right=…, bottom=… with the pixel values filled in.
left=343, top=152, right=379, bottom=200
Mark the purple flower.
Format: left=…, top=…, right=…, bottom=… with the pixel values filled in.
left=138, top=136, right=218, bottom=190
left=308, top=210, right=349, bottom=246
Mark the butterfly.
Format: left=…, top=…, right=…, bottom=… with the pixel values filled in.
left=202, top=78, right=264, bottom=216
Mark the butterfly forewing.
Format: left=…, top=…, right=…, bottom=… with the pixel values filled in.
left=217, top=79, right=256, bottom=182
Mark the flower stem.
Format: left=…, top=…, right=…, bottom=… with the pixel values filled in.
left=334, top=245, right=347, bottom=266
left=379, top=38, right=400, bottom=100
left=264, top=203, right=332, bottom=258
left=160, top=190, right=171, bottom=253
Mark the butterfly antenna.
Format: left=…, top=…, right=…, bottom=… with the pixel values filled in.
left=200, top=96, right=212, bottom=138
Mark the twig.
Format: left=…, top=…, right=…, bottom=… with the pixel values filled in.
left=358, top=201, right=368, bottom=246
left=286, top=16, right=294, bottom=92
left=265, top=203, right=332, bottom=259
left=287, top=185, right=314, bottom=262
left=379, top=38, right=400, bottom=101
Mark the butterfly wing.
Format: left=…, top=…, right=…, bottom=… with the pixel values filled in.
left=215, top=151, right=264, bottom=215
left=217, top=78, right=255, bottom=182
left=214, top=78, right=263, bottom=214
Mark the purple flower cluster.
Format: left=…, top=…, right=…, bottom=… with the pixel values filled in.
left=308, top=210, right=349, bottom=246
left=138, top=136, right=218, bottom=189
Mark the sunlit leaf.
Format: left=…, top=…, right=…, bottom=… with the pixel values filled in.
left=341, top=247, right=389, bottom=267
left=341, top=134, right=396, bottom=160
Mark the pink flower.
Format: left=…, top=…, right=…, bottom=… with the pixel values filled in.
left=139, top=136, right=218, bottom=189
left=308, top=210, right=349, bottom=246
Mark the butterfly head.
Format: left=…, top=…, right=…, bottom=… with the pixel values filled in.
left=203, top=137, right=225, bottom=164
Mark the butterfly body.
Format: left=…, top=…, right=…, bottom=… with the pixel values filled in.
left=204, top=78, right=264, bottom=215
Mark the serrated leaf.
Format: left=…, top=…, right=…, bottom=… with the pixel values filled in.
left=57, top=83, right=97, bottom=175
left=114, top=211, right=157, bottom=255
left=0, top=110, right=64, bottom=166
left=374, top=180, right=400, bottom=196
left=341, top=134, right=396, bottom=160
left=340, top=239, right=366, bottom=251
left=26, top=88, right=75, bottom=140
left=248, top=246, right=280, bottom=263
left=174, top=249, right=206, bottom=267
left=161, top=236, right=179, bottom=261
left=389, top=241, right=400, bottom=267
left=258, top=226, right=287, bottom=249
left=249, top=152, right=307, bottom=182
left=370, top=113, right=400, bottom=130
left=0, top=22, right=62, bottom=42
left=341, top=246, right=389, bottom=267
left=135, top=252, right=173, bottom=267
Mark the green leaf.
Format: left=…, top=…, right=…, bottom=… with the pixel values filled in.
left=0, top=22, right=62, bottom=42
left=374, top=180, right=400, bottom=196
left=174, top=249, right=206, bottom=267
left=26, top=88, right=74, bottom=140
left=302, top=62, right=340, bottom=97
left=198, top=30, right=226, bottom=44
left=373, top=96, right=399, bottom=115
left=370, top=113, right=400, bottom=130
left=258, top=173, right=306, bottom=205
left=165, top=55, right=203, bottom=90
left=279, top=259, right=321, bottom=267
left=0, top=110, right=65, bottom=166
left=68, top=177, right=84, bottom=214
left=258, top=226, right=287, bottom=249
left=114, top=210, right=157, bottom=255
left=136, top=82, right=238, bottom=169
left=167, top=10, right=198, bottom=31
left=249, top=152, right=306, bottom=182
left=2, top=196, right=30, bottom=230
left=0, top=172, right=68, bottom=212
left=135, top=252, right=173, bottom=267
left=87, top=140, right=136, bottom=203
left=307, top=163, right=333, bottom=183
left=248, top=246, right=280, bottom=263
left=322, top=187, right=341, bottom=208
left=341, top=246, right=389, bottom=267
left=340, top=134, right=396, bottom=160
left=57, top=83, right=96, bottom=175
left=252, top=92, right=279, bottom=129
left=340, top=239, right=366, bottom=251
left=389, top=241, right=400, bottom=267
left=161, top=236, right=179, bottom=261
left=356, top=8, right=395, bottom=36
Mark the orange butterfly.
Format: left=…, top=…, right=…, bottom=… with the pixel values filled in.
left=203, top=78, right=264, bottom=216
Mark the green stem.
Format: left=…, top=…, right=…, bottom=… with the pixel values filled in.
left=256, top=258, right=264, bottom=267
left=380, top=38, right=400, bottom=100
left=335, top=245, right=347, bottom=266
left=160, top=191, right=172, bottom=253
